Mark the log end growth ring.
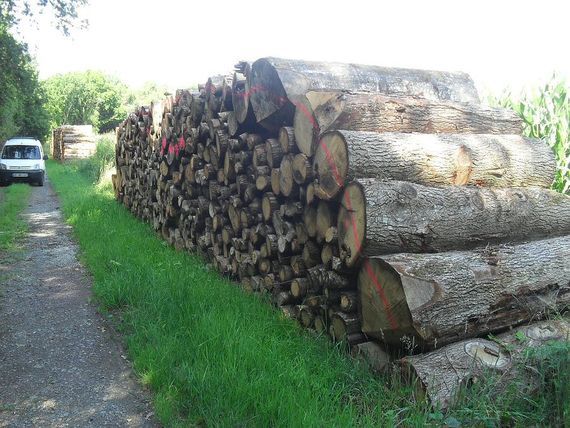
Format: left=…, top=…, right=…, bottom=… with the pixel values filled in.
left=357, top=258, right=415, bottom=343
left=293, top=96, right=320, bottom=156
left=313, top=131, right=349, bottom=200
left=338, top=181, right=365, bottom=267
left=279, top=155, right=295, bottom=196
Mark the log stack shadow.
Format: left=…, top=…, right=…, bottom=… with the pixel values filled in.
left=112, top=57, right=570, bottom=409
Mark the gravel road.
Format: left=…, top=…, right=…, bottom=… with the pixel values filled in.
left=0, top=178, right=158, bottom=427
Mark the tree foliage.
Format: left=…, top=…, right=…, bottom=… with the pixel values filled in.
left=491, top=76, right=570, bottom=194
left=0, top=0, right=88, bottom=36
left=43, top=71, right=128, bottom=133
left=125, top=81, right=170, bottom=113
left=0, top=22, right=49, bottom=142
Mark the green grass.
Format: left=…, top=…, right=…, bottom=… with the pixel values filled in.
left=46, top=157, right=570, bottom=427
left=0, top=183, right=32, bottom=253
left=46, top=159, right=427, bottom=427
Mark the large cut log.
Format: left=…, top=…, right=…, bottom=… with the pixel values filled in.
left=295, top=91, right=522, bottom=156
left=338, top=179, right=570, bottom=266
left=249, top=57, right=480, bottom=131
left=314, top=132, right=556, bottom=200
left=358, top=236, right=570, bottom=347
left=401, top=320, right=570, bottom=409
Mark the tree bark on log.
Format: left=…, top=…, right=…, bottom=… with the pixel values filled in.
left=401, top=320, right=570, bottom=409
left=294, top=91, right=522, bottom=156
left=249, top=57, right=480, bottom=132
left=338, top=179, right=570, bottom=266
left=314, top=131, right=556, bottom=200
left=358, top=236, right=570, bottom=347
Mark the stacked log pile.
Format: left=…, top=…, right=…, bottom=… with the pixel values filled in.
left=113, top=57, right=570, bottom=408
left=52, top=125, right=96, bottom=160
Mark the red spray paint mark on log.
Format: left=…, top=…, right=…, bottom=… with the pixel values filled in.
left=364, top=259, right=399, bottom=331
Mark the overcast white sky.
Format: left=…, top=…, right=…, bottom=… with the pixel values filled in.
left=19, top=0, right=570, bottom=97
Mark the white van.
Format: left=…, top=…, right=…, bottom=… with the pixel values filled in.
left=0, top=137, right=47, bottom=186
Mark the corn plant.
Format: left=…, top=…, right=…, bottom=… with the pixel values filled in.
left=490, top=76, right=570, bottom=194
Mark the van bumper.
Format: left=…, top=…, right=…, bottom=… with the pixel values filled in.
left=0, top=169, right=44, bottom=183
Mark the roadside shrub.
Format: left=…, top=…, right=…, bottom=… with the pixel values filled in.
left=446, top=339, right=570, bottom=427
left=77, top=133, right=115, bottom=184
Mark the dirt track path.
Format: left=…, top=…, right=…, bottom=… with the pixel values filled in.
left=0, top=178, right=158, bottom=427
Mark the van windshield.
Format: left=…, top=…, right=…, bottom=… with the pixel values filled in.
left=1, top=145, right=41, bottom=160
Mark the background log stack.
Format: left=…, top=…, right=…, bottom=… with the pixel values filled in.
left=52, top=125, right=96, bottom=160
left=113, top=57, right=570, bottom=408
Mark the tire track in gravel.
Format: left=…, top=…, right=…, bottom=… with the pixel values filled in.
left=0, top=177, right=159, bottom=427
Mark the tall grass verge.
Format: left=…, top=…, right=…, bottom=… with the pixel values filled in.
left=46, top=159, right=428, bottom=426
left=490, top=76, right=570, bottom=194
left=446, top=339, right=570, bottom=427
left=76, top=133, right=116, bottom=184
left=0, top=184, right=32, bottom=253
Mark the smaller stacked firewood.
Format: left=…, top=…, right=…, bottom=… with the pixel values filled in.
left=52, top=125, right=96, bottom=160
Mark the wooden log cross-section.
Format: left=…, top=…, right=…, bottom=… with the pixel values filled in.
left=401, top=319, right=570, bottom=409
left=294, top=91, right=523, bottom=157
left=249, top=57, right=480, bottom=132
left=358, top=235, right=570, bottom=348
left=338, top=179, right=570, bottom=267
left=313, top=131, right=556, bottom=200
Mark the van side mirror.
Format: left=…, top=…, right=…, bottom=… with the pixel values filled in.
left=43, top=155, right=48, bottom=160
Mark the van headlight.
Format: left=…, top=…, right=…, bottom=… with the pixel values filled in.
left=0, top=163, right=6, bottom=170
left=34, top=163, right=40, bottom=170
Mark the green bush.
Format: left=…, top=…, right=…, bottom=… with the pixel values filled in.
left=76, top=133, right=115, bottom=183
left=43, top=71, right=128, bottom=133
left=447, top=339, right=570, bottom=427
left=490, top=76, right=570, bottom=194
